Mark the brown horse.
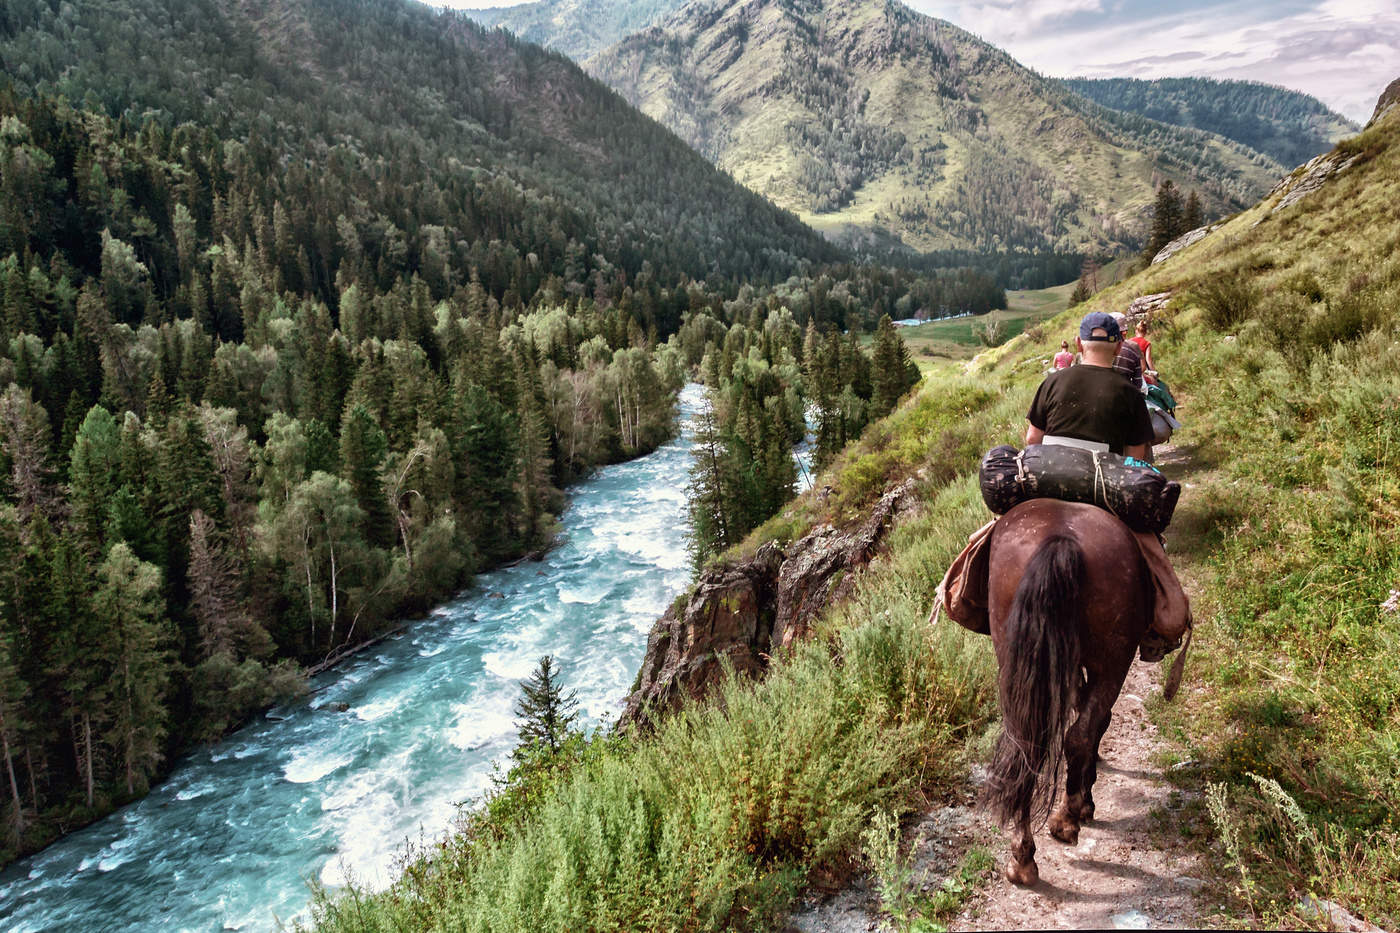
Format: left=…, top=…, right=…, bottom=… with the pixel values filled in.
left=982, top=497, right=1151, bottom=886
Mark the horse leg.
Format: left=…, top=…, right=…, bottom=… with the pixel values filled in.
left=1006, top=819, right=1039, bottom=886
left=1076, top=687, right=1118, bottom=822
left=1048, top=673, right=1095, bottom=845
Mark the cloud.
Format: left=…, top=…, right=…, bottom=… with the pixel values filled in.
left=907, top=0, right=1400, bottom=123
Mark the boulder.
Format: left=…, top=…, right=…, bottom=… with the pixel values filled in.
left=620, top=480, right=916, bottom=728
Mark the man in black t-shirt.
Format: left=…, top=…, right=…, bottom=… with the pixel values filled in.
left=1026, top=312, right=1154, bottom=456
left=1022, top=310, right=1189, bottom=661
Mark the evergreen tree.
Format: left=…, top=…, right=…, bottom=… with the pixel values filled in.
left=1183, top=189, right=1205, bottom=232
left=870, top=315, right=914, bottom=417
left=338, top=404, right=393, bottom=548
left=1144, top=179, right=1186, bottom=261
left=68, top=405, right=122, bottom=550
left=92, top=543, right=170, bottom=797
left=512, top=655, right=578, bottom=758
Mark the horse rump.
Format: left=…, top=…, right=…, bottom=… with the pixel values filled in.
left=984, top=533, right=1084, bottom=828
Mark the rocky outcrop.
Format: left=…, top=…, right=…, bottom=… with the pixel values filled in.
left=1367, top=77, right=1400, bottom=128
left=1152, top=225, right=1218, bottom=265
left=621, top=480, right=917, bottom=728
left=1261, top=150, right=1360, bottom=220
left=1124, top=291, right=1172, bottom=323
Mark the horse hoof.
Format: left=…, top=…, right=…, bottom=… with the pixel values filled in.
left=1049, top=817, right=1079, bottom=845
left=1005, top=860, right=1039, bottom=886
left=1077, top=801, right=1096, bottom=822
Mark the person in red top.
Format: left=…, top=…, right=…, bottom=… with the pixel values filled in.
left=1129, top=320, right=1155, bottom=373
left=1052, top=340, right=1075, bottom=370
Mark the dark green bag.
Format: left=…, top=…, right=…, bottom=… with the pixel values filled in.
left=979, top=444, right=1181, bottom=534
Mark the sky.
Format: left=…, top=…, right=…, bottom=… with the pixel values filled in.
left=901, top=0, right=1399, bottom=124
left=435, top=0, right=1398, bottom=124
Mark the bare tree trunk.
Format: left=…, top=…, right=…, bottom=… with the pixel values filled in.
left=82, top=713, right=94, bottom=808
left=326, top=535, right=339, bottom=650
left=302, top=527, right=316, bottom=649
left=0, top=707, right=24, bottom=840
left=24, top=747, right=38, bottom=812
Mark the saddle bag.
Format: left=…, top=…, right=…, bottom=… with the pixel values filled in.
left=979, top=444, right=1181, bottom=534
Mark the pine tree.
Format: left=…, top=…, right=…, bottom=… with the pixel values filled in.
left=1144, top=179, right=1185, bottom=261
left=68, top=405, right=122, bottom=550
left=93, top=543, right=170, bottom=797
left=512, top=655, right=578, bottom=758
left=1183, top=189, right=1204, bottom=232
left=870, top=314, right=911, bottom=418
left=338, top=404, right=393, bottom=548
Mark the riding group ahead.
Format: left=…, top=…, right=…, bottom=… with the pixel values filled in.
left=932, top=308, right=1195, bottom=885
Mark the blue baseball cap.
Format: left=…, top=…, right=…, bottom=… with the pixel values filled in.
left=1078, top=311, right=1121, bottom=342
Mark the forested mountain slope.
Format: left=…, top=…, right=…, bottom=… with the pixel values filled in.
left=0, top=0, right=840, bottom=302
left=588, top=0, right=1283, bottom=254
left=462, top=0, right=683, bottom=62
left=1063, top=76, right=1358, bottom=169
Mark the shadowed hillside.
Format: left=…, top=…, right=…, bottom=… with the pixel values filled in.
left=1063, top=76, right=1358, bottom=169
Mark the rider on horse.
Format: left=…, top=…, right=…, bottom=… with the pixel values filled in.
left=1029, top=311, right=1190, bottom=660
left=940, top=310, right=1191, bottom=661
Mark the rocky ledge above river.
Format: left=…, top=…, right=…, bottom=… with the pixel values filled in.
left=620, top=479, right=918, bottom=729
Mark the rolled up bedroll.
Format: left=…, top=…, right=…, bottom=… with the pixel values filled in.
left=979, top=444, right=1181, bottom=534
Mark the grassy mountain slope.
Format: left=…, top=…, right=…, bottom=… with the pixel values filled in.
left=309, top=84, right=1399, bottom=932
left=0, top=0, right=840, bottom=296
left=1063, top=76, right=1359, bottom=170
left=461, top=0, right=684, bottom=61
left=587, top=0, right=1283, bottom=255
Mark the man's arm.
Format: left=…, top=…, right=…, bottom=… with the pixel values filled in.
left=1124, top=442, right=1149, bottom=460
left=1025, top=423, right=1045, bottom=446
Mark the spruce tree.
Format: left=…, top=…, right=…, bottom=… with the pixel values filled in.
left=512, top=655, right=578, bottom=758
left=1183, top=189, right=1204, bottom=232
left=93, top=543, right=170, bottom=797
left=1144, top=179, right=1185, bottom=261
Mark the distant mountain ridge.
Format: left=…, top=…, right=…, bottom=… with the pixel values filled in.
left=1063, top=76, right=1358, bottom=169
left=586, top=0, right=1284, bottom=254
left=462, top=0, right=683, bottom=60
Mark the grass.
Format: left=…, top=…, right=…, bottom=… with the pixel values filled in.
left=305, top=382, right=1007, bottom=932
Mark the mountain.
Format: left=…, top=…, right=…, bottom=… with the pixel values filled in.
left=462, top=0, right=684, bottom=61
left=587, top=0, right=1285, bottom=254
left=1062, top=76, right=1359, bottom=169
left=0, top=0, right=841, bottom=306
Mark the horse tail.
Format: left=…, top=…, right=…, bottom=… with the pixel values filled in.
left=984, top=533, right=1084, bottom=828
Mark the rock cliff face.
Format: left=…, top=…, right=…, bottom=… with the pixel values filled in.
left=1368, top=77, right=1400, bottom=128
left=621, top=480, right=917, bottom=728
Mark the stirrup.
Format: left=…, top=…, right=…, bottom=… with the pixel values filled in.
left=1139, top=629, right=1182, bottom=663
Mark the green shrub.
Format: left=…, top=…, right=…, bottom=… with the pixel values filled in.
left=1194, top=276, right=1259, bottom=330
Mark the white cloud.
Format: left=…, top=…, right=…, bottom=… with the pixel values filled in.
left=907, top=0, right=1400, bottom=123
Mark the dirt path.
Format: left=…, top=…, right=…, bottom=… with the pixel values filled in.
left=949, top=659, right=1207, bottom=930
left=787, top=659, right=1208, bottom=931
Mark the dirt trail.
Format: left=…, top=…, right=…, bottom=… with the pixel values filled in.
left=787, top=659, right=1208, bottom=931
left=950, top=659, right=1206, bottom=930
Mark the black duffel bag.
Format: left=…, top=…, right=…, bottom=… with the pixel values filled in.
left=979, top=444, right=1181, bottom=535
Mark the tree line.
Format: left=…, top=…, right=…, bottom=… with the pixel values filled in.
left=686, top=308, right=918, bottom=566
